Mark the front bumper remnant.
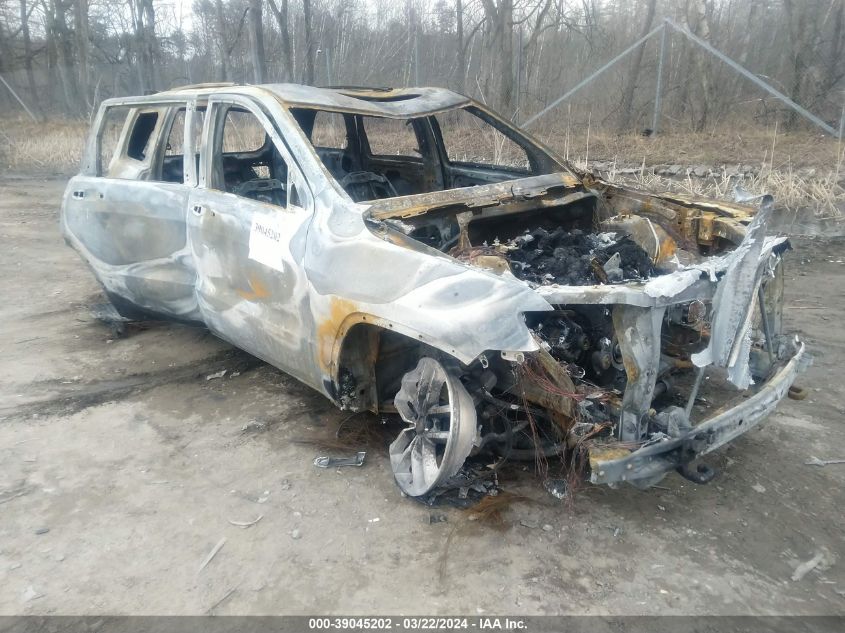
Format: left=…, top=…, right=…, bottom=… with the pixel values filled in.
left=590, top=341, right=808, bottom=486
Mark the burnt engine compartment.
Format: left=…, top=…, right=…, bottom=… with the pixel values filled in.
left=395, top=192, right=658, bottom=287
left=363, top=185, right=785, bottom=495
left=370, top=192, right=704, bottom=456
left=505, top=230, right=653, bottom=286
left=379, top=196, right=727, bottom=468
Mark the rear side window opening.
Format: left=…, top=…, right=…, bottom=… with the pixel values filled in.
left=291, top=105, right=555, bottom=202
left=97, top=104, right=199, bottom=182
left=126, top=111, right=158, bottom=161
left=97, top=105, right=162, bottom=178
left=310, top=111, right=348, bottom=150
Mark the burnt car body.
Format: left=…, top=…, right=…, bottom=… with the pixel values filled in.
left=61, top=83, right=808, bottom=497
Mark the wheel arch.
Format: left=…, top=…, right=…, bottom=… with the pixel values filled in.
left=329, top=316, right=461, bottom=412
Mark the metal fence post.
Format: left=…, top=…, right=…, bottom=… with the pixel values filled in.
left=413, top=28, right=419, bottom=86
left=515, top=25, right=523, bottom=124
left=0, top=74, right=39, bottom=123
left=839, top=96, right=844, bottom=141
left=651, top=22, right=668, bottom=134
left=325, top=46, right=332, bottom=86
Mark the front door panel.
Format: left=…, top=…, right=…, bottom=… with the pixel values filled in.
left=187, top=190, right=314, bottom=385
left=186, top=97, right=317, bottom=388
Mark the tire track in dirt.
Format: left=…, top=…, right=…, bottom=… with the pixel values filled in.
left=0, top=348, right=264, bottom=420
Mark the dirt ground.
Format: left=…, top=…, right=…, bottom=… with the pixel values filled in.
left=1, top=173, right=843, bottom=616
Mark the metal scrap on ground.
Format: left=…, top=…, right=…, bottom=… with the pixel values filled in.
left=227, top=515, right=264, bottom=528
left=313, top=451, right=367, bottom=468
left=804, top=457, right=845, bottom=467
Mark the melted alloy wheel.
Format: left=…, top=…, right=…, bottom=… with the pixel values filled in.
left=389, top=357, right=478, bottom=497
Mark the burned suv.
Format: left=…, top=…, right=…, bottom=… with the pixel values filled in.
left=61, top=83, right=808, bottom=497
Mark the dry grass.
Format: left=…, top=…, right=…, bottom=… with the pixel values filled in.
left=534, top=118, right=845, bottom=170
left=462, top=489, right=531, bottom=529
left=592, top=155, right=845, bottom=218
left=0, top=116, right=88, bottom=173
left=536, top=123, right=845, bottom=218
left=2, top=113, right=842, bottom=216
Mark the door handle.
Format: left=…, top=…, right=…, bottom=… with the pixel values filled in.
left=192, top=204, right=204, bottom=215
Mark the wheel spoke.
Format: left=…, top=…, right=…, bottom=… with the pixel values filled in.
left=409, top=436, right=433, bottom=491
left=400, top=434, right=416, bottom=460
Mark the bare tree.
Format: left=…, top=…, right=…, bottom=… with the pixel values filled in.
left=267, top=0, right=294, bottom=80
left=18, top=0, right=41, bottom=117
left=248, top=0, right=266, bottom=83
left=479, top=0, right=515, bottom=115
left=686, top=0, right=718, bottom=132
left=214, top=0, right=229, bottom=81
left=129, top=0, right=158, bottom=93
left=302, top=0, right=315, bottom=85
left=827, top=0, right=845, bottom=94
left=618, top=0, right=657, bottom=131
left=73, top=0, right=90, bottom=108
left=727, top=0, right=759, bottom=105
left=454, top=0, right=466, bottom=92
left=44, top=0, right=82, bottom=111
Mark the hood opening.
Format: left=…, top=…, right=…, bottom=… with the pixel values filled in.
left=378, top=179, right=741, bottom=287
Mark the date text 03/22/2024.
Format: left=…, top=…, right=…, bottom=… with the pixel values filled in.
left=307, top=617, right=528, bottom=630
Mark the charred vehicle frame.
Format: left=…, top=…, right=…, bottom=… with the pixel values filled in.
left=61, top=83, right=809, bottom=497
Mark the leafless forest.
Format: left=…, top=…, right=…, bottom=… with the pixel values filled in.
left=0, top=0, right=842, bottom=127
left=1, top=0, right=844, bottom=214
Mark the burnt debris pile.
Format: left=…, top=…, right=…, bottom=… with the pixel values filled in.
left=505, top=228, right=653, bottom=286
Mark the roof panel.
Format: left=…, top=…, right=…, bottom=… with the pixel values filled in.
left=260, top=84, right=469, bottom=116
left=149, top=83, right=470, bottom=117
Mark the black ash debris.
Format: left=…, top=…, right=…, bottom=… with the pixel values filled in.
left=505, top=228, right=653, bottom=286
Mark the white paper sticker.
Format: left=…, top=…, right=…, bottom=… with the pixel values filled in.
left=248, top=215, right=285, bottom=272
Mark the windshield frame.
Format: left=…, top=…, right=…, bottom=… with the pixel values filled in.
left=286, top=102, right=571, bottom=203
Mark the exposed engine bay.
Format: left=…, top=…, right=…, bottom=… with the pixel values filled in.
left=364, top=174, right=803, bottom=497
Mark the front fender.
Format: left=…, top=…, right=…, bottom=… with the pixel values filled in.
left=304, top=200, right=551, bottom=373
left=318, top=270, right=552, bottom=372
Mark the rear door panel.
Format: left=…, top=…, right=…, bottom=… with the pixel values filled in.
left=61, top=104, right=199, bottom=321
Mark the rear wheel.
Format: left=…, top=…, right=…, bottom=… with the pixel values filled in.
left=389, top=357, right=477, bottom=497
